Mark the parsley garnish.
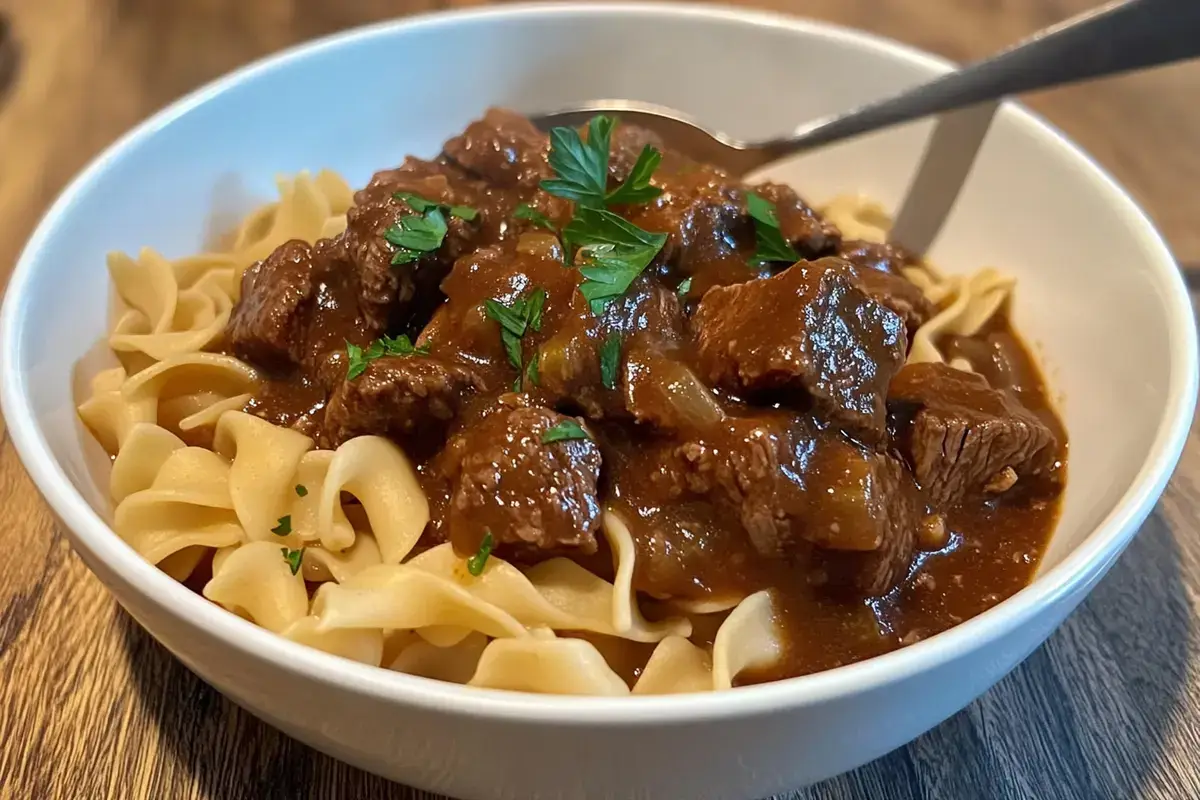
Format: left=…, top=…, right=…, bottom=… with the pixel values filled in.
left=384, top=207, right=449, bottom=265
left=539, top=114, right=668, bottom=314
left=346, top=334, right=430, bottom=380
left=541, top=116, right=615, bottom=207
left=524, top=349, right=541, bottom=389
left=484, top=287, right=547, bottom=373
left=271, top=515, right=292, bottom=536
left=294, top=485, right=308, bottom=497
left=466, top=530, right=494, bottom=577
left=563, top=207, right=667, bottom=315
left=514, top=203, right=557, bottom=232
left=605, top=146, right=664, bottom=206
left=747, top=192, right=800, bottom=266
left=393, top=191, right=478, bottom=221
left=541, top=115, right=664, bottom=209
left=676, top=277, right=693, bottom=300
left=541, top=419, right=591, bottom=443
left=281, top=547, right=304, bottom=575
left=599, top=333, right=621, bottom=390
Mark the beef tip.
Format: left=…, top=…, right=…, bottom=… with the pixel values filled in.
left=887, top=362, right=1058, bottom=507
left=651, top=414, right=808, bottom=559
left=229, top=238, right=369, bottom=371
left=323, top=355, right=481, bottom=451
left=804, top=434, right=919, bottom=597
left=837, top=239, right=917, bottom=276
left=436, top=401, right=603, bottom=555
left=342, top=192, right=474, bottom=332
left=624, top=164, right=750, bottom=280
left=693, top=257, right=907, bottom=443
left=442, top=108, right=552, bottom=191
left=752, top=182, right=841, bottom=258
left=849, top=264, right=935, bottom=338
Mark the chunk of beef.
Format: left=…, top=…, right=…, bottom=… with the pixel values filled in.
left=850, top=264, right=935, bottom=338
left=837, top=239, right=917, bottom=276
left=804, top=435, right=919, bottom=596
left=343, top=192, right=476, bottom=332
left=659, top=415, right=808, bottom=559
left=436, top=401, right=603, bottom=555
left=752, top=182, right=841, bottom=258
left=229, top=238, right=370, bottom=371
left=323, top=355, right=481, bottom=451
left=442, top=107, right=552, bottom=190
left=693, top=257, right=907, bottom=443
left=624, top=163, right=750, bottom=281
left=533, top=275, right=690, bottom=422
left=887, top=362, right=1058, bottom=507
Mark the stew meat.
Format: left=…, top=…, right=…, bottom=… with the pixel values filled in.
left=227, top=108, right=1067, bottom=682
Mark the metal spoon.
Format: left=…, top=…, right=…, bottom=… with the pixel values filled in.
left=530, top=0, right=1200, bottom=177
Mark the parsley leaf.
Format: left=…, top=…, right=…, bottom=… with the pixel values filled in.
left=466, top=530, right=494, bottom=577
left=606, top=145, right=664, bottom=206
left=384, top=207, right=449, bottom=265
left=747, top=191, right=800, bottom=266
left=514, top=203, right=557, bottom=232
left=281, top=547, right=304, bottom=575
left=294, top=484, right=308, bottom=497
left=676, top=276, right=693, bottom=300
left=541, top=116, right=615, bottom=207
left=271, top=515, right=292, bottom=536
left=564, top=207, right=667, bottom=314
left=599, top=332, right=621, bottom=390
left=524, top=349, right=541, bottom=388
left=346, top=334, right=430, bottom=380
left=542, top=419, right=591, bottom=443
left=393, top=191, right=478, bottom=221
left=484, top=287, right=548, bottom=373
left=346, top=342, right=368, bottom=381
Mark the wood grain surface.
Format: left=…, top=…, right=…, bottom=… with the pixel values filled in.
left=1, top=1, right=1198, bottom=798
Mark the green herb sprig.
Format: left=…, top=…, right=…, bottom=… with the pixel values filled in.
left=281, top=547, right=304, bottom=575
left=466, top=531, right=494, bottom=577
left=484, top=287, right=547, bottom=383
left=541, top=419, right=591, bottom=444
left=346, top=334, right=430, bottom=381
left=747, top=192, right=800, bottom=266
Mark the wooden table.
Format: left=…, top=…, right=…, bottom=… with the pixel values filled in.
left=1, top=1, right=1198, bottom=798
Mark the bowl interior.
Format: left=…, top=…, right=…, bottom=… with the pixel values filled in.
left=4, top=4, right=1191, bottom=668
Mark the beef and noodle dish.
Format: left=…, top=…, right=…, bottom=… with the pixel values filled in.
left=79, top=109, right=1066, bottom=695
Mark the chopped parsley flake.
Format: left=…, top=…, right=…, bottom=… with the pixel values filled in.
left=466, top=531, right=494, bottom=576
left=747, top=191, right=800, bottom=266
left=484, top=287, right=547, bottom=374
left=346, top=334, right=430, bottom=380
left=514, top=203, right=557, bottom=232
left=281, top=547, right=304, bottom=575
left=271, top=515, right=292, bottom=536
left=541, top=418, right=591, bottom=444
left=294, top=484, right=308, bottom=497
left=599, top=332, right=621, bottom=391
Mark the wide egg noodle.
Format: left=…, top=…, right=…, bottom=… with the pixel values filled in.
left=468, top=635, right=630, bottom=696
left=113, top=444, right=243, bottom=566
left=388, top=631, right=490, bottom=684
left=213, top=411, right=314, bottom=541
left=711, top=590, right=783, bottom=690
left=632, top=636, right=714, bottom=695
left=282, top=615, right=384, bottom=666
left=317, top=436, right=429, bottom=562
left=311, top=564, right=530, bottom=640
left=301, top=533, right=383, bottom=584
left=78, top=367, right=157, bottom=455
left=230, top=170, right=352, bottom=286
left=288, top=450, right=354, bottom=551
left=109, top=423, right=186, bottom=503
left=204, top=540, right=309, bottom=634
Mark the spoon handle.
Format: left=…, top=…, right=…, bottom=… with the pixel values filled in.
left=771, top=0, right=1200, bottom=156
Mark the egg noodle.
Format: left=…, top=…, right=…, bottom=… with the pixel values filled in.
left=78, top=173, right=1011, bottom=695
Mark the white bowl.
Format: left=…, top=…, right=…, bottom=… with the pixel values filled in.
left=2, top=4, right=1195, bottom=798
